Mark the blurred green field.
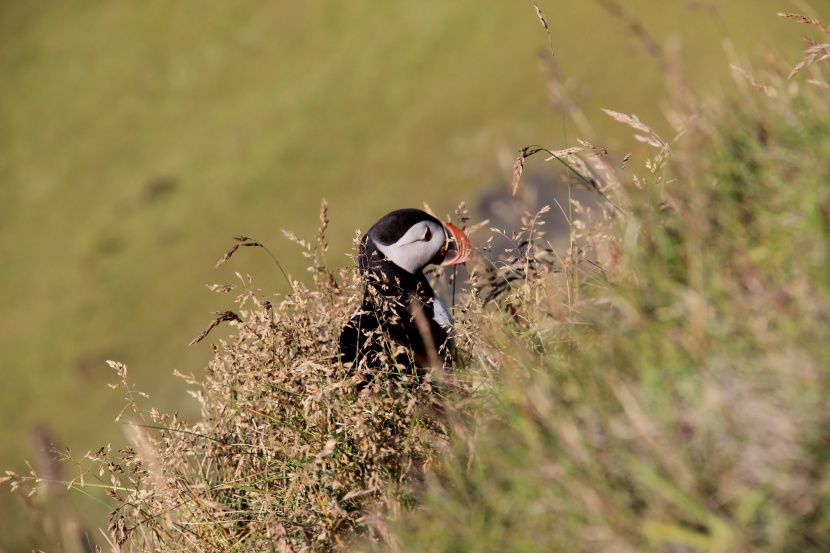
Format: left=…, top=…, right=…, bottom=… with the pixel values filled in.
left=1, top=1, right=827, bottom=549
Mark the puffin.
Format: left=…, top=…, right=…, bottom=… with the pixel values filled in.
left=339, top=208, right=473, bottom=373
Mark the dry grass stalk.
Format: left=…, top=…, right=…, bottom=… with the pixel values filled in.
left=778, top=13, right=830, bottom=79
left=777, top=12, right=830, bottom=33
left=787, top=42, right=830, bottom=79
left=531, top=0, right=548, bottom=31
left=511, top=146, right=543, bottom=195
left=603, top=108, right=671, bottom=177
left=216, top=237, right=263, bottom=268
left=730, top=64, right=775, bottom=96
left=188, top=310, right=242, bottom=345
left=595, top=0, right=664, bottom=62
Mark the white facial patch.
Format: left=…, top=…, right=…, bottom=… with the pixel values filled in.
left=432, top=294, right=452, bottom=328
left=374, top=220, right=446, bottom=274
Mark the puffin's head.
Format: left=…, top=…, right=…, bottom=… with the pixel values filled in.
left=363, top=208, right=472, bottom=274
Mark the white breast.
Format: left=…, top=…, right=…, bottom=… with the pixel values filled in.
left=433, top=294, right=452, bottom=328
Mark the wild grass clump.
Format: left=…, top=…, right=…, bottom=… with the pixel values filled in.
left=108, top=224, right=459, bottom=551
left=6, top=203, right=460, bottom=552
left=369, top=35, right=830, bottom=553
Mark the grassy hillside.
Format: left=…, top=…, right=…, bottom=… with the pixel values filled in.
left=2, top=1, right=829, bottom=550
left=10, top=30, right=830, bottom=550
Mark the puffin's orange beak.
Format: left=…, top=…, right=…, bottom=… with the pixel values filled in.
left=438, top=222, right=473, bottom=266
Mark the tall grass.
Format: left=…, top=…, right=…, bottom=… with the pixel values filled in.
left=6, top=10, right=830, bottom=553
left=368, top=22, right=830, bottom=551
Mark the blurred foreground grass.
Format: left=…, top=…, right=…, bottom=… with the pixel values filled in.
left=2, top=1, right=829, bottom=550
left=375, top=54, right=830, bottom=552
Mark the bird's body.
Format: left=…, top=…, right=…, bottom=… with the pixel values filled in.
left=339, top=209, right=472, bottom=372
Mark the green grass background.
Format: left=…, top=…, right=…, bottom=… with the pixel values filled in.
left=1, top=0, right=827, bottom=549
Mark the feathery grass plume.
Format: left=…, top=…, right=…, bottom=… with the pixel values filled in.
left=215, top=244, right=239, bottom=267
left=511, top=146, right=543, bottom=194
left=188, top=310, right=242, bottom=345
left=601, top=109, right=665, bottom=147
left=730, top=64, right=775, bottom=97
left=777, top=12, right=830, bottom=33
left=786, top=41, right=830, bottom=80
left=216, top=236, right=263, bottom=268
left=468, top=206, right=562, bottom=307
left=510, top=152, right=523, bottom=194
left=602, top=108, right=671, bottom=178
left=206, top=282, right=235, bottom=293
left=778, top=13, right=830, bottom=79
left=0, top=429, right=95, bottom=553
left=531, top=0, right=547, bottom=31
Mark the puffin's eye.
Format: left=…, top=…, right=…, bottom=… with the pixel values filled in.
left=423, top=226, right=432, bottom=241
